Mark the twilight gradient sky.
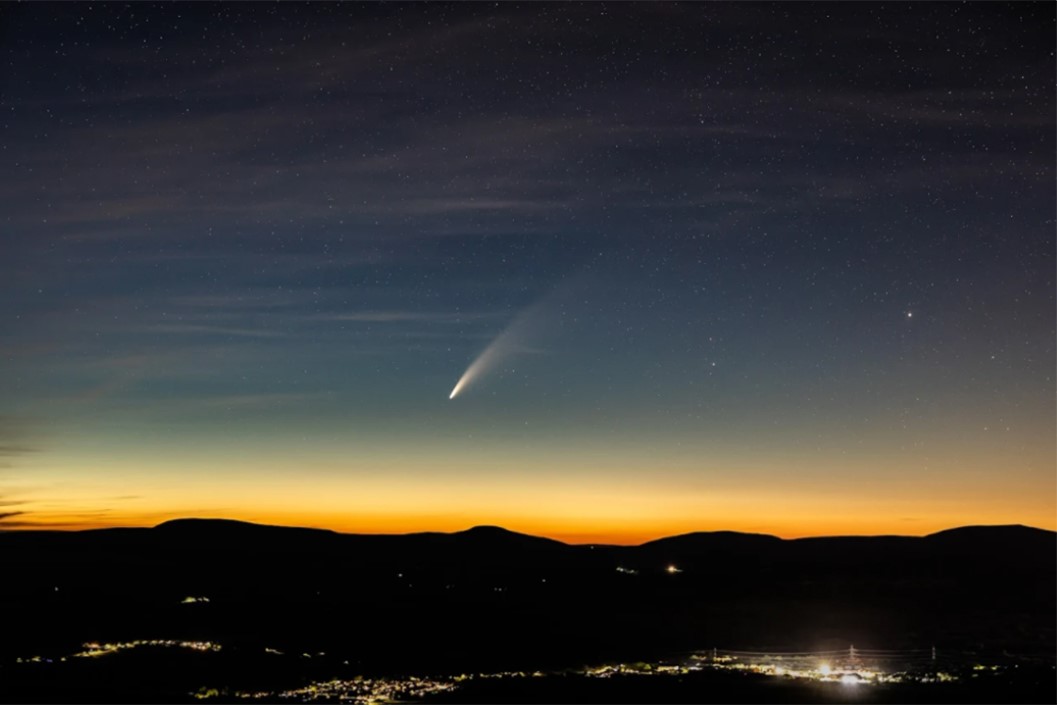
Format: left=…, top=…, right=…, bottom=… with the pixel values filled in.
left=1, top=2, right=1053, bottom=542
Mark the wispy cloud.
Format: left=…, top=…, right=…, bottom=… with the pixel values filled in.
left=400, top=198, right=561, bottom=215
left=148, top=324, right=286, bottom=338
left=0, top=416, right=38, bottom=468
left=315, top=311, right=493, bottom=323
left=0, top=444, right=35, bottom=458
left=0, top=417, right=39, bottom=524
left=181, top=392, right=331, bottom=410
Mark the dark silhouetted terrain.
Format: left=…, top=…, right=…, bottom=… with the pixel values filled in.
left=0, top=521, right=1053, bottom=702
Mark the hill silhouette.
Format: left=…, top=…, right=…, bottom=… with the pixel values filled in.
left=0, top=519, right=1052, bottom=683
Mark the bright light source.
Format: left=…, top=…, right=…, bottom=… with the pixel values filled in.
left=665, top=564, right=681, bottom=574
left=840, top=674, right=860, bottom=686
left=819, top=664, right=832, bottom=676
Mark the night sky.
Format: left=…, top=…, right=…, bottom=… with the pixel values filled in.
left=1, top=2, right=1053, bottom=542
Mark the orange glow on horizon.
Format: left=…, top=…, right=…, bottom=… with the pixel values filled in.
left=7, top=440, right=1054, bottom=543
left=6, top=506, right=1054, bottom=545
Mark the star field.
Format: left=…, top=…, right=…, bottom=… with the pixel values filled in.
left=0, top=2, right=1053, bottom=540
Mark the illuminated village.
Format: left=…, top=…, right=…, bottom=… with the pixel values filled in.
left=11, top=637, right=1029, bottom=703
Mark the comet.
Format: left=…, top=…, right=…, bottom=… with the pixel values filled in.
left=448, top=319, right=523, bottom=400
left=448, top=291, right=557, bottom=400
left=448, top=343, right=500, bottom=399
left=447, top=271, right=593, bottom=399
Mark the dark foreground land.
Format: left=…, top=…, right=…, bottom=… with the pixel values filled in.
left=1, top=648, right=1054, bottom=704
left=0, top=520, right=1053, bottom=702
left=424, top=668, right=1057, bottom=704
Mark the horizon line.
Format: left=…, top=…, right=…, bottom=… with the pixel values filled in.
left=1, top=516, right=1051, bottom=547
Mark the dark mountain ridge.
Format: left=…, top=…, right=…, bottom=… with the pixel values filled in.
left=6, top=515, right=1048, bottom=549
left=1, top=518, right=1052, bottom=676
